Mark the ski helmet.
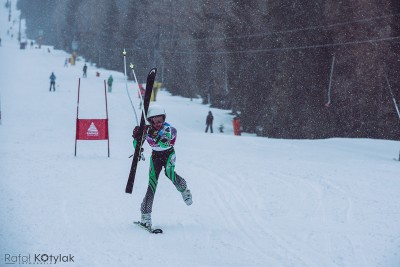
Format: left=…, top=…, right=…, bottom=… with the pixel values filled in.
left=147, top=105, right=166, bottom=121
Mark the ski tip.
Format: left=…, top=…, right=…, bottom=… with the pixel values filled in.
left=149, top=68, right=157, bottom=75
left=152, top=228, right=163, bottom=234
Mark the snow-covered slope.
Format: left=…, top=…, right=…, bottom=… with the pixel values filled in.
left=1, top=4, right=400, bottom=267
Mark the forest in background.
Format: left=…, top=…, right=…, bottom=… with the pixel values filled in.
left=15, top=0, right=400, bottom=139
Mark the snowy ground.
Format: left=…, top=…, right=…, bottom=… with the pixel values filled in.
left=1, top=3, right=400, bottom=267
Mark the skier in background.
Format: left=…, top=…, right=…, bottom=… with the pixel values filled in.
left=83, top=64, right=87, bottom=78
left=205, top=111, right=214, bottom=133
left=132, top=105, right=193, bottom=229
left=107, top=75, right=113, bottom=92
left=49, top=72, right=56, bottom=92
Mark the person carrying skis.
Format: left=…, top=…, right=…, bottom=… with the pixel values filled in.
left=49, top=72, right=56, bottom=91
left=132, top=105, right=193, bottom=228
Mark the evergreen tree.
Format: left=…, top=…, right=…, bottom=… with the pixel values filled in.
left=99, top=0, right=120, bottom=70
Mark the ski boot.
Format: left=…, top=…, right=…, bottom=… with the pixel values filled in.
left=181, top=188, right=193, bottom=206
left=140, top=213, right=152, bottom=229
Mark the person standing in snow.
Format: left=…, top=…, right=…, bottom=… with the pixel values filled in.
left=83, top=64, right=87, bottom=78
left=49, top=72, right=56, bottom=91
left=107, top=75, right=113, bottom=92
left=205, top=110, right=214, bottom=133
left=132, top=105, right=193, bottom=229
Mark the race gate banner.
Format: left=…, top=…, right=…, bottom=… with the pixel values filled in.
left=75, top=79, right=110, bottom=157
left=76, top=119, right=109, bottom=140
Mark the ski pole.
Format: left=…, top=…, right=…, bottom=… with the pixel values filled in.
left=130, top=63, right=145, bottom=119
left=325, top=54, right=335, bottom=107
left=123, top=49, right=139, bottom=125
left=384, top=71, right=400, bottom=121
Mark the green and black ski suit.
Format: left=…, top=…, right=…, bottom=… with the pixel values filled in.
left=137, top=122, right=188, bottom=214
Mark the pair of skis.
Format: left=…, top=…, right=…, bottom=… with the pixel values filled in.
left=125, top=67, right=156, bottom=194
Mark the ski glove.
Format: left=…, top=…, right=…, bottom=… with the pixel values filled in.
left=132, top=125, right=148, bottom=139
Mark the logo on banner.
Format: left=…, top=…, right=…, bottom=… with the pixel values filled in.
left=87, top=122, right=99, bottom=136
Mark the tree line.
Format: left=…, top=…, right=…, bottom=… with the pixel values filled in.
left=17, top=0, right=400, bottom=139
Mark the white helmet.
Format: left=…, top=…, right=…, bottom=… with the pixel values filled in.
left=147, top=104, right=166, bottom=121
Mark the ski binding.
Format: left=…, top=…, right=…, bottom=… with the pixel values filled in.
left=134, top=221, right=163, bottom=234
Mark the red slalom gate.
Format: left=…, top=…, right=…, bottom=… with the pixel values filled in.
left=75, top=79, right=110, bottom=157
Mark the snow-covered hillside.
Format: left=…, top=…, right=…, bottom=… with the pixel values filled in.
left=1, top=3, right=400, bottom=267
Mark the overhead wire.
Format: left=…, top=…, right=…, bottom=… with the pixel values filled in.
left=159, top=35, right=400, bottom=55
left=154, top=12, right=400, bottom=55
left=159, top=12, right=400, bottom=43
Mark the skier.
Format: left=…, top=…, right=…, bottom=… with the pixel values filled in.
left=83, top=64, right=87, bottom=78
left=49, top=72, right=56, bottom=91
left=107, top=75, right=113, bottom=92
left=132, top=105, right=193, bottom=229
left=205, top=111, right=214, bottom=133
